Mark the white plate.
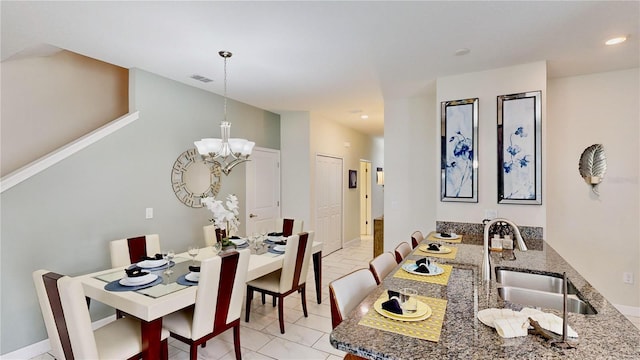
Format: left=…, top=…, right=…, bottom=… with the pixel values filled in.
left=402, top=263, right=445, bottom=276
left=119, top=274, right=157, bottom=287
left=185, top=272, right=200, bottom=282
left=373, top=297, right=432, bottom=322
left=434, top=233, right=460, bottom=240
left=268, top=236, right=286, bottom=242
left=137, top=259, right=168, bottom=268
left=273, top=245, right=286, bottom=252
left=230, top=238, right=247, bottom=246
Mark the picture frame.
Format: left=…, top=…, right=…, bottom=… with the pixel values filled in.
left=440, top=98, right=479, bottom=202
left=348, top=169, right=357, bottom=188
left=497, top=90, right=542, bottom=205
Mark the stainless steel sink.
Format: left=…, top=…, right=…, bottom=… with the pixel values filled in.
left=495, top=267, right=597, bottom=315
left=497, top=286, right=597, bottom=315
left=495, top=267, right=579, bottom=294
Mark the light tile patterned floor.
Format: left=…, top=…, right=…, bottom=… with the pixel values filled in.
left=32, top=236, right=375, bottom=360
left=30, top=236, right=640, bottom=359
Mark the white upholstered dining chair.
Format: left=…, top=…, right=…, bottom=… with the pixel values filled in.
left=411, top=230, right=425, bottom=249
left=109, top=234, right=161, bottom=268
left=329, top=268, right=378, bottom=329
left=162, top=249, right=250, bottom=360
left=394, top=241, right=412, bottom=263
left=33, top=269, right=169, bottom=360
left=369, top=252, right=397, bottom=285
left=245, top=231, right=314, bottom=334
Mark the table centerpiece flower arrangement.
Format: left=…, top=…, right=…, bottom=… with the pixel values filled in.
left=202, top=194, right=240, bottom=248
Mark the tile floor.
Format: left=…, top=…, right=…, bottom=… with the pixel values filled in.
left=30, top=235, right=640, bottom=359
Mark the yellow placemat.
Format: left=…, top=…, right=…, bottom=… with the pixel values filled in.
left=427, top=233, right=462, bottom=243
left=359, top=293, right=448, bottom=342
left=414, top=246, right=458, bottom=260
left=393, top=261, right=453, bottom=286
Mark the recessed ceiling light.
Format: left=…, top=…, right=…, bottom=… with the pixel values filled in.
left=605, top=36, right=627, bottom=45
left=360, top=114, right=369, bottom=120
left=454, top=48, right=471, bottom=56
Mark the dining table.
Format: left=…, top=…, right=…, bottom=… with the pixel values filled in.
left=79, top=240, right=323, bottom=360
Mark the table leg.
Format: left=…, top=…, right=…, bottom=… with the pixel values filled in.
left=141, top=318, right=162, bottom=360
left=313, top=251, right=322, bottom=304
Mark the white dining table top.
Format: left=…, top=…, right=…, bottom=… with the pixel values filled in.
left=79, top=241, right=322, bottom=322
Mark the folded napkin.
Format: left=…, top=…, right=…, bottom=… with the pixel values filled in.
left=427, top=243, right=441, bottom=251
left=415, top=258, right=432, bottom=273
left=188, top=265, right=200, bottom=273
left=125, top=266, right=148, bottom=278
left=268, top=232, right=283, bottom=236
left=230, top=236, right=241, bottom=239
left=439, top=232, right=452, bottom=238
left=494, top=317, right=529, bottom=338
left=382, top=297, right=403, bottom=314
left=141, top=254, right=163, bottom=261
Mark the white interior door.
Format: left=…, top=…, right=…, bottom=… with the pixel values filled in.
left=246, top=148, right=280, bottom=236
left=360, top=160, right=372, bottom=235
left=316, top=155, right=343, bottom=254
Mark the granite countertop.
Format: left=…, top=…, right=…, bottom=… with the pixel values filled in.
left=330, top=233, right=640, bottom=359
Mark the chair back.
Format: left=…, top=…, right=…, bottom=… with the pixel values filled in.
left=275, top=218, right=304, bottom=237
left=192, top=249, right=250, bottom=340
left=369, top=252, right=397, bottom=284
left=203, top=224, right=216, bottom=247
left=329, top=269, right=377, bottom=329
left=109, top=234, right=161, bottom=268
left=58, top=276, right=100, bottom=359
left=394, top=241, right=412, bottom=263
left=411, top=230, right=424, bottom=249
left=279, top=231, right=314, bottom=292
left=32, top=270, right=73, bottom=360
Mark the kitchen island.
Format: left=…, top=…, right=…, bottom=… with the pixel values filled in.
left=330, top=233, right=640, bottom=359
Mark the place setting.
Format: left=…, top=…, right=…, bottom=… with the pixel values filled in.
left=359, top=288, right=448, bottom=342
left=415, top=242, right=458, bottom=260
left=427, top=231, right=463, bottom=244
left=394, top=258, right=453, bottom=286
left=103, top=265, right=163, bottom=291
left=176, top=265, right=200, bottom=286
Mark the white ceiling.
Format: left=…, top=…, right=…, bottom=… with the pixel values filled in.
left=2, top=1, right=638, bottom=136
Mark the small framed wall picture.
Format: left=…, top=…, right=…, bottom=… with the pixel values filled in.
left=348, top=170, right=357, bottom=188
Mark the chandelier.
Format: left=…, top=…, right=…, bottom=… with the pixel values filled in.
left=194, top=51, right=255, bottom=176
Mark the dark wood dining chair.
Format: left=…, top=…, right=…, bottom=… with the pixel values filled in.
left=162, top=249, right=250, bottom=360
left=33, top=269, right=169, bottom=360
left=245, top=231, right=314, bottom=334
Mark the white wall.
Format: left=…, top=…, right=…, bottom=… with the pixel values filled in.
left=371, top=136, right=385, bottom=218
left=384, top=93, right=438, bottom=250
left=547, top=68, right=639, bottom=308
left=436, top=61, right=547, bottom=228
left=280, top=111, right=312, bottom=225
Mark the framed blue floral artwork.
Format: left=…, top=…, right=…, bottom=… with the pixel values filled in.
left=497, top=91, right=542, bottom=205
left=441, top=98, right=478, bottom=202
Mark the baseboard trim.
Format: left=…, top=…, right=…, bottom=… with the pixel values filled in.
left=0, top=314, right=116, bottom=359
left=614, top=303, right=640, bottom=317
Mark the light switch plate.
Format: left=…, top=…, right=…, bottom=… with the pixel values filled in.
left=145, top=207, right=153, bottom=219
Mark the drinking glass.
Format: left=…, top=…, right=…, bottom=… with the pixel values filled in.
left=212, top=241, right=223, bottom=256
left=187, top=245, right=199, bottom=264
left=164, top=250, right=175, bottom=275
left=400, top=288, right=418, bottom=314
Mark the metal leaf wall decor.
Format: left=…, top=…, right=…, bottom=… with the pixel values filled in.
left=578, top=144, right=606, bottom=194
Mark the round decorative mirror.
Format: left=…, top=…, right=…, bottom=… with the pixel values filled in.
left=171, top=148, right=222, bottom=207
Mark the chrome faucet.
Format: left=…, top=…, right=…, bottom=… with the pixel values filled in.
left=482, top=218, right=527, bottom=281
